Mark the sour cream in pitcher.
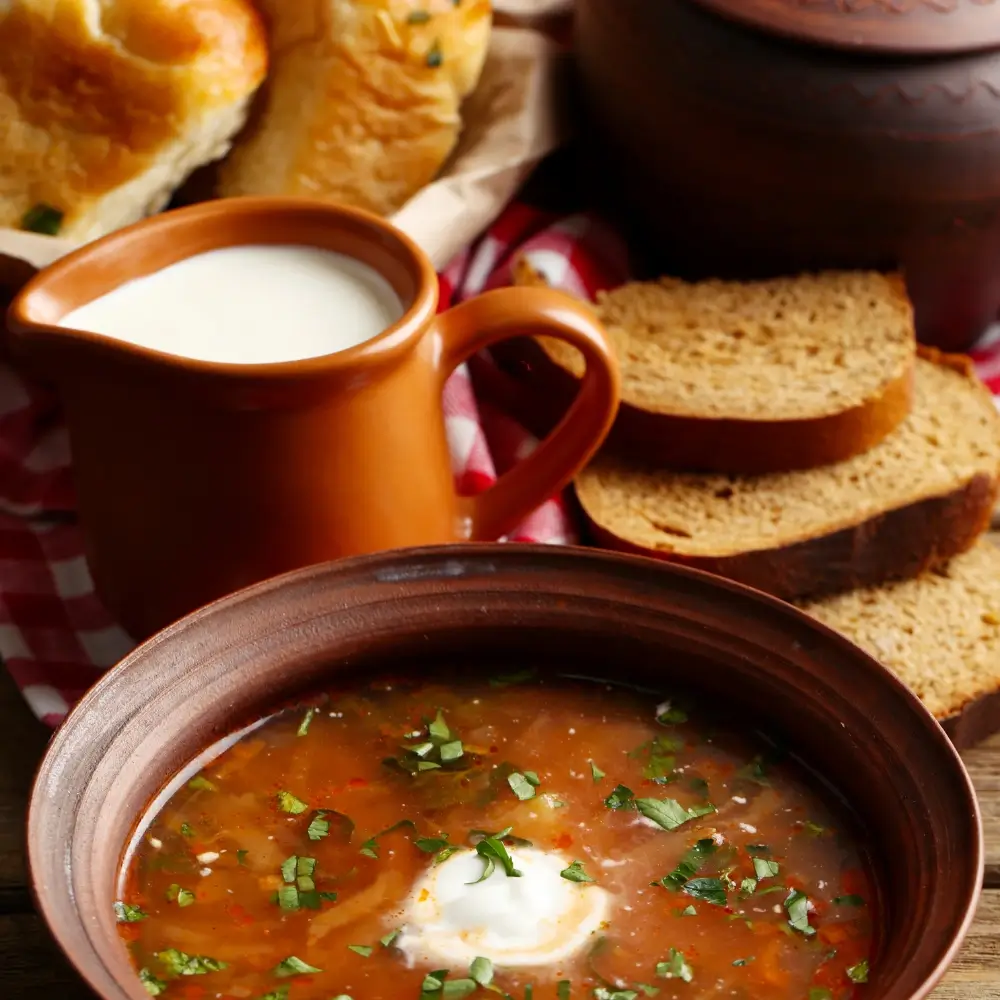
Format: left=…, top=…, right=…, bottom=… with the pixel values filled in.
left=59, top=245, right=405, bottom=364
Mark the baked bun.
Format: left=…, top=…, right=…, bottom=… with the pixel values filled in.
left=0, top=0, right=268, bottom=243
left=218, top=0, right=492, bottom=216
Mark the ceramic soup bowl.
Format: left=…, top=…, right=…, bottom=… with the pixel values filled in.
left=28, top=545, right=981, bottom=1000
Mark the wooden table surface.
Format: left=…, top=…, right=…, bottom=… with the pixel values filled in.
left=2, top=592, right=1000, bottom=997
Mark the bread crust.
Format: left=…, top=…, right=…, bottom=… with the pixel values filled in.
left=0, top=0, right=268, bottom=241
left=580, top=472, right=998, bottom=603
left=218, top=0, right=492, bottom=215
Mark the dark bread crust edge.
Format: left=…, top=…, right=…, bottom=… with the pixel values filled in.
left=492, top=336, right=915, bottom=473
left=942, top=689, right=1000, bottom=750
left=579, top=473, right=999, bottom=603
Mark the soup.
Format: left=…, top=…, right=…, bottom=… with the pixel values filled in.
left=116, top=671, right=875, bottom=999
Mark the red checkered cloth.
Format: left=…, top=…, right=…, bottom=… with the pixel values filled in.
left=2, top=201, right=997, bottom=727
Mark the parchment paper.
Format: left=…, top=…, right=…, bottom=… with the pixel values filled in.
left=0, top=23, right=570, bottom=292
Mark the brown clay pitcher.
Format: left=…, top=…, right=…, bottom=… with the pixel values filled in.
left=5, top=198, right=620, bottom=640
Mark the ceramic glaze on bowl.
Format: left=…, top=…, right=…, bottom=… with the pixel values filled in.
left=27, top=545, right=982, bottom=1000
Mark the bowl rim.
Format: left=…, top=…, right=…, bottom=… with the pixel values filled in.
left=27, top=542, right=984, bottom=1000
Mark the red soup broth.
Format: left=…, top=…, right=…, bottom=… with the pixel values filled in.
left=117, top=671, right=876, bottom=1000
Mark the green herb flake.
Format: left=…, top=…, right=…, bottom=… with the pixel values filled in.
left=428, top=709, right=451, bottom=741
left=114, top=901, right=147, bottom=923
left=560, top=860, right=595, bottom=883
left=508, top=772, right=537, bottom=800
left=297, top=707, right=317, bottom=736
left=187, top=775, right=216, bottom=792
left=657, top=837, right=717, bottom=890
left=655, top=948, right=693, bottom=983
left=440, top=740, right=465, bottom=762
left=416, top=835, right=451, bottom=853
left=442, top=981, right=477, bottom=999
left=407, top=9, right=432, bottom=23
left=736, top=756, right=770, bottom=786
left=166, top=884, right=195, bottom=907
left=739, top=878, right=757, bottom=896
left=469, top=834, right=522, bottom=883
left=636, top=797, right=716, bottom=832
left=471, top=957, right=494, bottom=987
left=156, top=949, right=227, bottom=976
left=604, top=784, right=635, bottom=810
left=593, top=991, right=638, bottom=1000
left=139, top=968, right=167, bottom=996
left=808, top=990, right=833, bottom=1000
left=847, top=959, right=869, bottom=984
left=525, top=986, right=534, bottom=1000
left=679, top=904, right=697, bottom=916
left=381, top=929, right=402, bottom=948
left=348, top=945, right=373, bottom=957
left=21, top=203, right=64, bottom=236
left=732, top=957, right=754, bottom=967
left=307, top=812, right=330, bottom=841
left=784, top=889, right=816, bottom=936
left=425, top=39, right=443, bottom=68
left=180, top=823, right=194, bottom=838
left=236, top=849, right=249, bottom=866
left=277, top=790, right=309, bottom=814
left=833, top=893, right=866, bottom=907
left=802, top=820, right=826, bottom=837
left=273, top=956, right=323, bottom=978
left=256, top=989, right=289, bottom=1000
left=681, top=877, right=727, bottom=907
left=752, top=857, right=779, bottom=880
left=490, top=668, right=536, bottom=688
left=635, top=986, right=659, bottom=998
left=656, top=704, right=688, bottom=725
left=589, top=760, right=606, bottom=782
left=422, top=970, right=449, bottom=993
left=556, top=981, right=570, bottom=1000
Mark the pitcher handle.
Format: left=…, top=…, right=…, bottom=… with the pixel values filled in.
left=432, top=286, right=620, bottom=542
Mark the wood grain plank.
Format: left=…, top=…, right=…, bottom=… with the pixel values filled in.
left=961, top=731, right=1000, bottom=886
left=931, top=890, right=1000, bottom=998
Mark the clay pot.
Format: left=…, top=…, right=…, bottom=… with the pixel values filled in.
left=574, top=0, right=1000, bottom=350
left=28, top=544, right=981, bottom=1000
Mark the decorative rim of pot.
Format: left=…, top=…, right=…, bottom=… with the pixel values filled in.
left=689, top=0, right=1000, bottom=56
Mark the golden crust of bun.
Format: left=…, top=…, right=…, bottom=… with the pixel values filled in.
left=218, top=0, right=493, bottom=216
left=0, top=0, right=268, bottom=242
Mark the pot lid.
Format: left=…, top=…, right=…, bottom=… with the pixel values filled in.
left=690, top=0, right=1000, bottom=56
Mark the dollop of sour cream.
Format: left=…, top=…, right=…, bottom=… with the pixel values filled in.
left=393, top=847, right=609, bottom=968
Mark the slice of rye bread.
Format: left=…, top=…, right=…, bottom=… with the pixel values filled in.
left=528, top=267, right=916, bottom=474
left=575, top=349, right=1000, bottom=602
left=801, top=539, right=1000, bottom=749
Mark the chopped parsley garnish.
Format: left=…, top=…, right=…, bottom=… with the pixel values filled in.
left=187, top=775, right=216, bottom=792
left=508, top=771, right=539, bottom=800
left=739, top=877, right=757, bottom=896
left=426, top=39, right=443, bottom=68
left=307, top=813, right=330, bottom=840
left=635, top=986, right=659, bottom=998
left=833, top=893, right=865, bottom=907
left=589, top=760, right=605, bottom=782
left=752, top=857, right=779, bottom=880
left=469, top=832, right=522, bottom=883
left=604, top=784, right=635, bottom=810
left=139, top=968, right=167, bottom=996
left=735, top=755, right=770, bottom=785
left=656, top=838, right=717, bottom=890
left=746, top=843, right=770, bottom=853
left=407, top=10, right=432, bottom=23
left=276, top=790, right=309, bottom=814
left=381, top=929, right=401, bottom=948
left=681, top=877, right=727, bottom=907
left=440, top=740, right=465, bottom=762
left=847, top=959, right=869, bottom=983
left=257, top=990, right=289, bottom=1000
left=429, top=709, right=451, bottom=741
left=297, top=707, right=317, bottom=736
left=802, top=820, right=826, bottom=837
left=784, top=889, right=816, bottom=936
left=679, top=904, right=697, bottom=916
left=114, top=901, right=147, bottom=922
left=21, top=203, right=64, bottom=235
left=348, top=944, right=373, bottom=957
left=557, top=981, right=570, bottom=1000
left=359, top=819, right=417, bottom=858
left=471, top=957, right=494, bottom=987
left=560, top=860, right=595, bottom=883
left=416, top=834, right=462, bottom=864
left=656, top=703, right=688, bottom=725
left=468, top=827, right=533, bottom=848
left=179, top=823, right=194, bottom=838
left=389, top=711, right=472, bottom=775
left=236, top=849, right=249, bottom=866
left=156, top=949, right=227, bottom=976
left=273, top=956, right=323, bottom=977
left=656, top=948, right=693, bottom=982
left=594, top=991, right=638, bottom=1000
left=277, top=855, right=336, bottom=911
left=636, top=797, right=716, bottom=831
left=166, top=884, right=195, bottom=907
left=808, top=990, right=833, bottom=1000
left=732, top=957, right=754, bottom=967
